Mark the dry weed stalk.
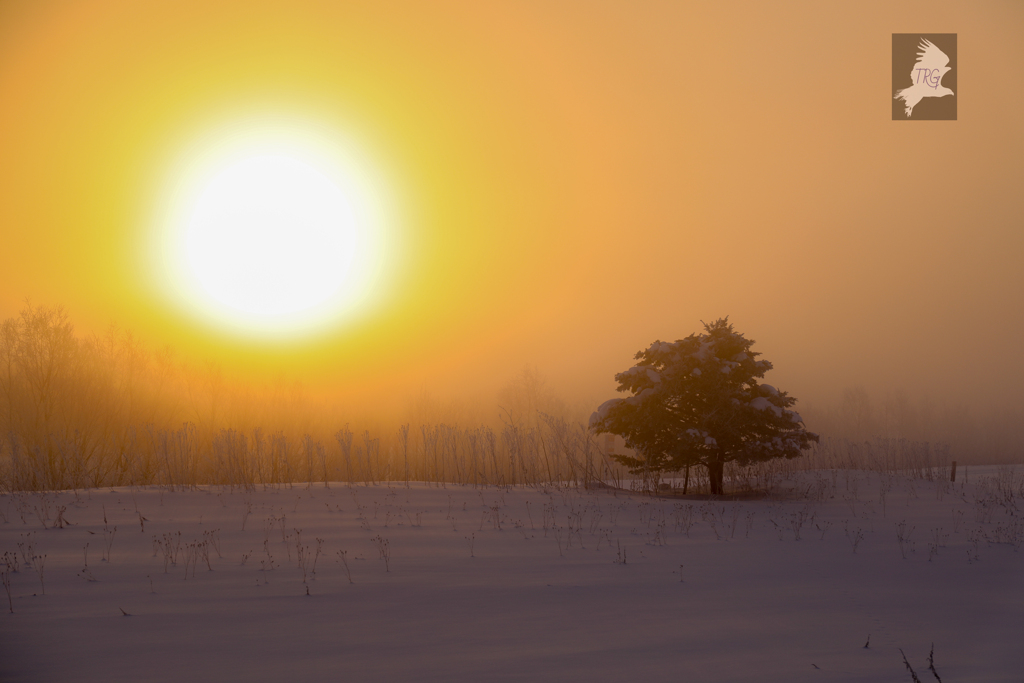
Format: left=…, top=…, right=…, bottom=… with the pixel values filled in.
left=336, top=550, right=353, bottom=583
left=371, top=535, right=391, bottom=572
left=33, top=554, right=45, bottom=594
left=896, top=520, right=914, bottom=559
left=900, top=648, right=922, bottom=683
left=1, top=552, right=14, bottom=613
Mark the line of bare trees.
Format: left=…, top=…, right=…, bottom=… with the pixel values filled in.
left=0, top=305, right=968, bottom=494
left=0, top=305, right=621, bottom=492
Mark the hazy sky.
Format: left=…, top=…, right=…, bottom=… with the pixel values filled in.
left=1, top=1, right=1021, bottom=414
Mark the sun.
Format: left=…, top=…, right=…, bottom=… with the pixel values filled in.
left=153, top=118, right=394, bottom=339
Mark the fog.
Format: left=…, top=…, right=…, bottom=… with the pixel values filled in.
left=1, top=1, right=1022, bottom=479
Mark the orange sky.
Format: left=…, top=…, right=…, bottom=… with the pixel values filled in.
left=1, top=1, right=1022, bottom=417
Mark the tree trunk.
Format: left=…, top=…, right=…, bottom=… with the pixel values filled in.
left=683, top=465, right=690, bottom=495
left=707, top=458, right=724, bottom=495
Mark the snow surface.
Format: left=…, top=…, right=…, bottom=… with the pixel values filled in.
left=1, top=468, right=1022, bottom=682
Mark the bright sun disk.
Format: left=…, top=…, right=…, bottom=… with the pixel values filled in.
left=154, top=121, right=392, bottom=339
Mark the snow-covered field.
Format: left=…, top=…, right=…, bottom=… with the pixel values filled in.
left=1, top=467, right=1022, bottom=682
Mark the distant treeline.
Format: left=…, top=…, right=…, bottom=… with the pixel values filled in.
left=802, top=386, right=1024, bottom=467
left=0, top=305, right=1012, bottom=493
left=0, top=305, right=622, bottom=491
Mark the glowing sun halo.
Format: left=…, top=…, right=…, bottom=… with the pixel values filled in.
left=155, top=122, right=392, bottom=340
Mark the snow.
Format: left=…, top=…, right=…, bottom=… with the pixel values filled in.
left=649, top=341, right=674, bottom=355
left=619, top=365, right=661, bottom=386
left=692, top=341, right=713, bottom=361
left=590, top=398, right=623, bottom=427
left=626, top=387, right=658, bottom=405
left=719, top=360, right=739, bottom=374
left=682, top=430, right=717, bottom=447
left=691, top=368, right=702, bottom=377
left=749, top=396, right=784, bottom=417
left=761, top=384, right=779, bottom=396
left=1, top=469, right=1022, bottom=682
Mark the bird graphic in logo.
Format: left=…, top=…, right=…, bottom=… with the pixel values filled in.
left=894, top=38, right=954, bottom=117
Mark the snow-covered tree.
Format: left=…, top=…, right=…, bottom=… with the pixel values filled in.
left=589, top=318, right=817, bottom=494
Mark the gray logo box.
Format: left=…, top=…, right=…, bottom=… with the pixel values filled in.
left=892, top=34, right=957, bottom=120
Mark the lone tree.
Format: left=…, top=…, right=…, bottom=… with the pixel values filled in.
left=590, top=318, right=818, bottom=494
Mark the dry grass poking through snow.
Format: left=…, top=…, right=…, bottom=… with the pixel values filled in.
left=0, top=466, right=1022, bottom=682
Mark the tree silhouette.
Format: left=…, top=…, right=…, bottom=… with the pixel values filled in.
left=590, top=318, right=817, bottom=494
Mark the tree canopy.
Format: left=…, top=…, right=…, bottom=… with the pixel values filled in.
left=589, top=318, right=818, bottom=494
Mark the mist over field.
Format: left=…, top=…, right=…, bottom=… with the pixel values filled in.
left=0, top=303, right=1019, bottom=494
left=1, top=2, right=1022, bottom=456
left=1, top=2, right=1023, bottom=680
